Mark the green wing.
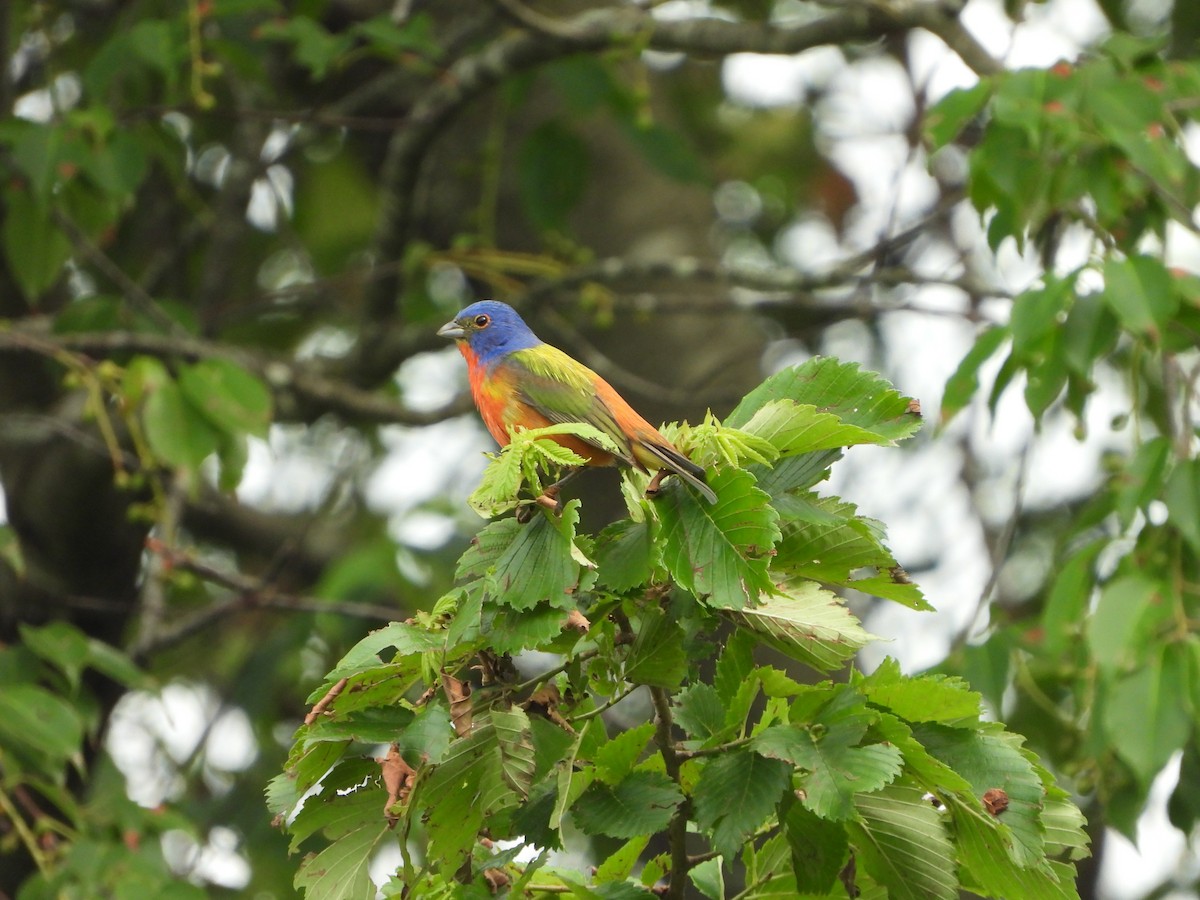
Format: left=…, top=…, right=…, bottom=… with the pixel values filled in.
left=505, top=346, right=637, bottom=465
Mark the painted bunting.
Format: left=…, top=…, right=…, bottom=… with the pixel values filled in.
left=438, top=300, right=717, bottom=505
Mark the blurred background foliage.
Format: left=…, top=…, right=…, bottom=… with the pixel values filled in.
left=0, top=0, right=1199, bottom=897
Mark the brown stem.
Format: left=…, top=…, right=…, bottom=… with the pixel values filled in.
left=650, top=686, right=690, bottom=899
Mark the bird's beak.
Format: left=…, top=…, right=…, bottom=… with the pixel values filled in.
left=437, top=319, right=465, bottom=340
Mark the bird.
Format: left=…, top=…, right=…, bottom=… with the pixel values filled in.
left=438, top=300, right=717, bottom=507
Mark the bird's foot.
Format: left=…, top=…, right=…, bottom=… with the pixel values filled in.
left=644, top=471, right=667, bottom=498
left=536, top=483, right=562, bottom=512
left=519, top=484, right=562, bottom=523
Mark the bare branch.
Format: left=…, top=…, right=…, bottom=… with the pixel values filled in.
left=131, top=541, right=400, bottom=660
left=356, top=3, right=1001, bottom=381
left=0, top=327, right=473, bottom=427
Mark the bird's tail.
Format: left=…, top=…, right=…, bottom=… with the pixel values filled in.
left=643, top=442, right=718, bottom=504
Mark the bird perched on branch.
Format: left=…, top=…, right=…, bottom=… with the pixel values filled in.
left=438, top=300, right=717, bottom=508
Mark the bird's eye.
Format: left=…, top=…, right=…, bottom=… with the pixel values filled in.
left=474, top=314, right=490, bottom=328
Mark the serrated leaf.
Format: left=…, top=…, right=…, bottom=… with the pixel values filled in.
left=460, top=501, right=587, bottom=612
left=859, top=658, right=982, bottom=727
left=740, top=399, right=900, bottom=455
left=572, top=770, right=684, bottom=839
left=724, top=581, right=875, bottom=672
left=596, top=835, right=652, bottom=884
left=751, top=694, right=902, bottom=822
left=775, top=495, right=929, bottom=610
left=596, top=518, right=659, bottom=592
left=483, top=602, right=574, bottom=655
left=690, top=856, right=725, bottom=899
left=750, top=449, right=842, bottom=498
left=780, top=792, right=849, bottom=894
left=727, top=358, right=921, bottom=445
left=947, top=793, right=1079, bottom=900
left=657, top=467, right=780, bottom=609
left=294, top=791, right=391, bottom=900
left=327, top=621, right=446, bottom=679
left=913, top=723, right=1045, bottom=866
left=673, top=683, right=728, bottom=744
left=417, top=708, right=534, bottom=871
left=624, top=607, right=688, bottom=688
left=849, top=782, right=958, bottom=900
left=593, top=722, right=657, bottom=783
left=693, top=750, right=792, bottom=859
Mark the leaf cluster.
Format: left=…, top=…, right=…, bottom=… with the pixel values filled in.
left=274, top=360, right=1089, bottom=898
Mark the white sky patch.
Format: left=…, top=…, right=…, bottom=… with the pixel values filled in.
left=1099, top=754, right=1190, bottom=900
left=107, top=681, right=259, bottom=810
left=722, top=45, right=844, bottom=107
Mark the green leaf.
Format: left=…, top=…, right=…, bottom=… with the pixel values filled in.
left=257, top=15, right=354, bottom=79
left=416, top=708, right=534, bottom=870
left=519, top=120, right=589, bottom=231
left=624, top=607, right=688, bottom=688
left=1166, top=459, right=1200, bottom=557
left=774, top=495, right=929, bottom=610
left=142, top=378, right=222, bottom=469
left=596, top=518, right=659, bottom=592
left=751, top=694, right=901, bottom=821
left=657, top=467, right=780, bottom=609
left=595, top=835, right=652, bottom=884
left=620, top=120, right=706, bottom=184
left=723, top=581, right=875, bottom=672
left=673, top=683, right=729, bottom=744
left=941, top=326, right=1009, bottom=425
left=1041, top=540, right=1104, bottom=655
left=327, top=622, right=445, bottom=679
left=1010, top=278, right=1074, bottom=360
left=848, top=782, right=958, bottom=900
left=946, top=793, right=1078, bottom=900
left=689, top=856, right=725, bottom=900
left=572, top=770, right=684, bottom=839
left=780, top=792, right=848, bottom=894
left=19, top=621, right=90, bottom=690
left=858, top=658, right=982, bottom=727
left=1086, top=574, right=1166, bottom=673
left=592, top=722, right=657, bottom=784
left=3, top=190, right=71, bottom=301
left=0, top=684, right=84, bottom=777
left=693, top=750, right=792, bottom=859
left=460, top=501, right=589, bottom=612
left=1102, top=643, right=1192, bottom=788
left=726, top=358, right=921, bottom=444
left=294, top=791, right=392, bottom=900
left=177, top=358, right=273, bottom=438
left=739, top=399, right=904, bottom=455
left=925, top=81, right=991, bottom=148
left=912, top=723, right=1046, bottom=866
left=1101, top=254, right=1178, bottom=336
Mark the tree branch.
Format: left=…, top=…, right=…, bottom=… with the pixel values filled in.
left=356, top=3, right=1001, bottom=382
left=650, top=685, right=691, bottom=899
left=131, top=541, right=400, bottom=660
left=0, top=327, right=473, bottom=427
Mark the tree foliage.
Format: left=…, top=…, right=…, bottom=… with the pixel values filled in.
left=0, top=0, right=1197, bottom=897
